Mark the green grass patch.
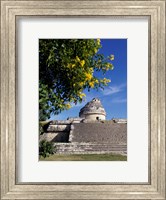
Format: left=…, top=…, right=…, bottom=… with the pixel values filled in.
left=39, top=153, right=127, bottom=161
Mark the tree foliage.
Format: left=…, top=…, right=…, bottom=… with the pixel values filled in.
left=39, top=140, right=54, bottom=158
left=39, top=39, right=114, bottom=120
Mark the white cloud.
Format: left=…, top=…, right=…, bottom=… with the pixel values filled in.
left=101, top=83, right=126, bottom=96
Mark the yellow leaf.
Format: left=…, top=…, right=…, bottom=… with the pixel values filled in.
left=66, top=103, right=71, bottom=109
left=79, top=93, right=86, bottom=98
left=80, top=60, right=85, bottom=67
left=89, top=81, right=94, bottom=88
left=79, top=82, right=84, bottom=87
left=110, top=55, right=114, bottom=61
left=95, top=79, right=99, bottom=84
left=97, top=38, right=100, bottom=45
left=85, top=72, right=92, bottom=81
left=94, top=48, right=98, bottom=54
left=76, top=56, right=80, bottom=62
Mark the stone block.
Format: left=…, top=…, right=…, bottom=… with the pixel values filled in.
left=47, top=125, right=70, bottom=132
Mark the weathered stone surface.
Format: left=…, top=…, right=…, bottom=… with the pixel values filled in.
left=70, top=125, right=74, bottom=130
left=40, top=132, right=58, bottom=142
left=67, top=117, right=84, bottom=123
left=47, top=125, right=70, bottom=132
left=71, top=122, right=127, bottom=144
left=40, top=132, right=70, bottom=143
left=68, top=130, right=74, bottom=142
left=50, top=120, right=71, bottom=125
left=113, top=118, right=127, bottom=123
left=79, top=98, right=106, bottom=121
left=53, top=142, right=127, bottom=155
left=39, top=119, right=127, bottom=155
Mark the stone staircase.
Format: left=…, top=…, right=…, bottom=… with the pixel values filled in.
left=53, top=142, right=127, bottom=155
left=40, top=121, right=127, bottom=155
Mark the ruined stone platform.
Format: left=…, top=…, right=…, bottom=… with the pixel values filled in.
left=40, top=120, right=127, bottom=155
left=70, top=122, right=127, bottom=144
left=53, top=142, right=127, bottom=155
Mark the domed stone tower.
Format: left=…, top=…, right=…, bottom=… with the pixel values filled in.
left=79, top=98, right=106, bottom=121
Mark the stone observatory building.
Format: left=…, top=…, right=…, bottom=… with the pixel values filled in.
left=40, top=98, right=127, bottom=155
left=79, top=98, right=106, bottom=121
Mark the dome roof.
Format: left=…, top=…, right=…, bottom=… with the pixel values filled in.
left=79, top=98, right=106, bottom=117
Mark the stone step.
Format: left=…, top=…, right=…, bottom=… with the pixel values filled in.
left=55, top=145, right=126, bottom=149
left=56, top=149, right=126, bottom=152
left=53, top=142, right=127, bottom=154
left=55, top=146, right=127, bottom=150
left=55, top=151, right=127, bottom=155
left=55, top=145, right=127, bottom=148
left=55, top=148, right=127, bottom=151
left=54, top=142, right=126, bottom=145
left=55, top=146, right=126, bottom=149
left=54, top=143, right=126, bottom=147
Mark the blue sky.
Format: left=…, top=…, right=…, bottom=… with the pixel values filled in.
left=51, top=39, right=127, bottom=120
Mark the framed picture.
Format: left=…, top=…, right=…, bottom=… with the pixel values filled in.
left=0, top=0, right=165, bottom=199
left=38, top=38, right=128, bottom=161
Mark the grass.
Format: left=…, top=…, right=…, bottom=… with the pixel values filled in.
left=40, top=153, right=127, bottom=161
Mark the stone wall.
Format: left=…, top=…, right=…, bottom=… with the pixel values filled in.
left=70, top=122, right=127, bottom=144
left=40, top=120, right=127, bottom=155
left=47, top=125, right=70, bottom=132
left=40, top=132, right=70, bottom=143
left=40, top=122, right=70, bottom=142
left=83, top=113, right=105, bottom=121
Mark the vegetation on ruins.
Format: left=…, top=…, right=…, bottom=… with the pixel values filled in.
left=39, top=39, right=114, bottom=121
left=39, top=140, right=55, bottom=158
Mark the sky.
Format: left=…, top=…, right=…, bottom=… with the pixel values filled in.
left=50, top=39, right=127, bottom=120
